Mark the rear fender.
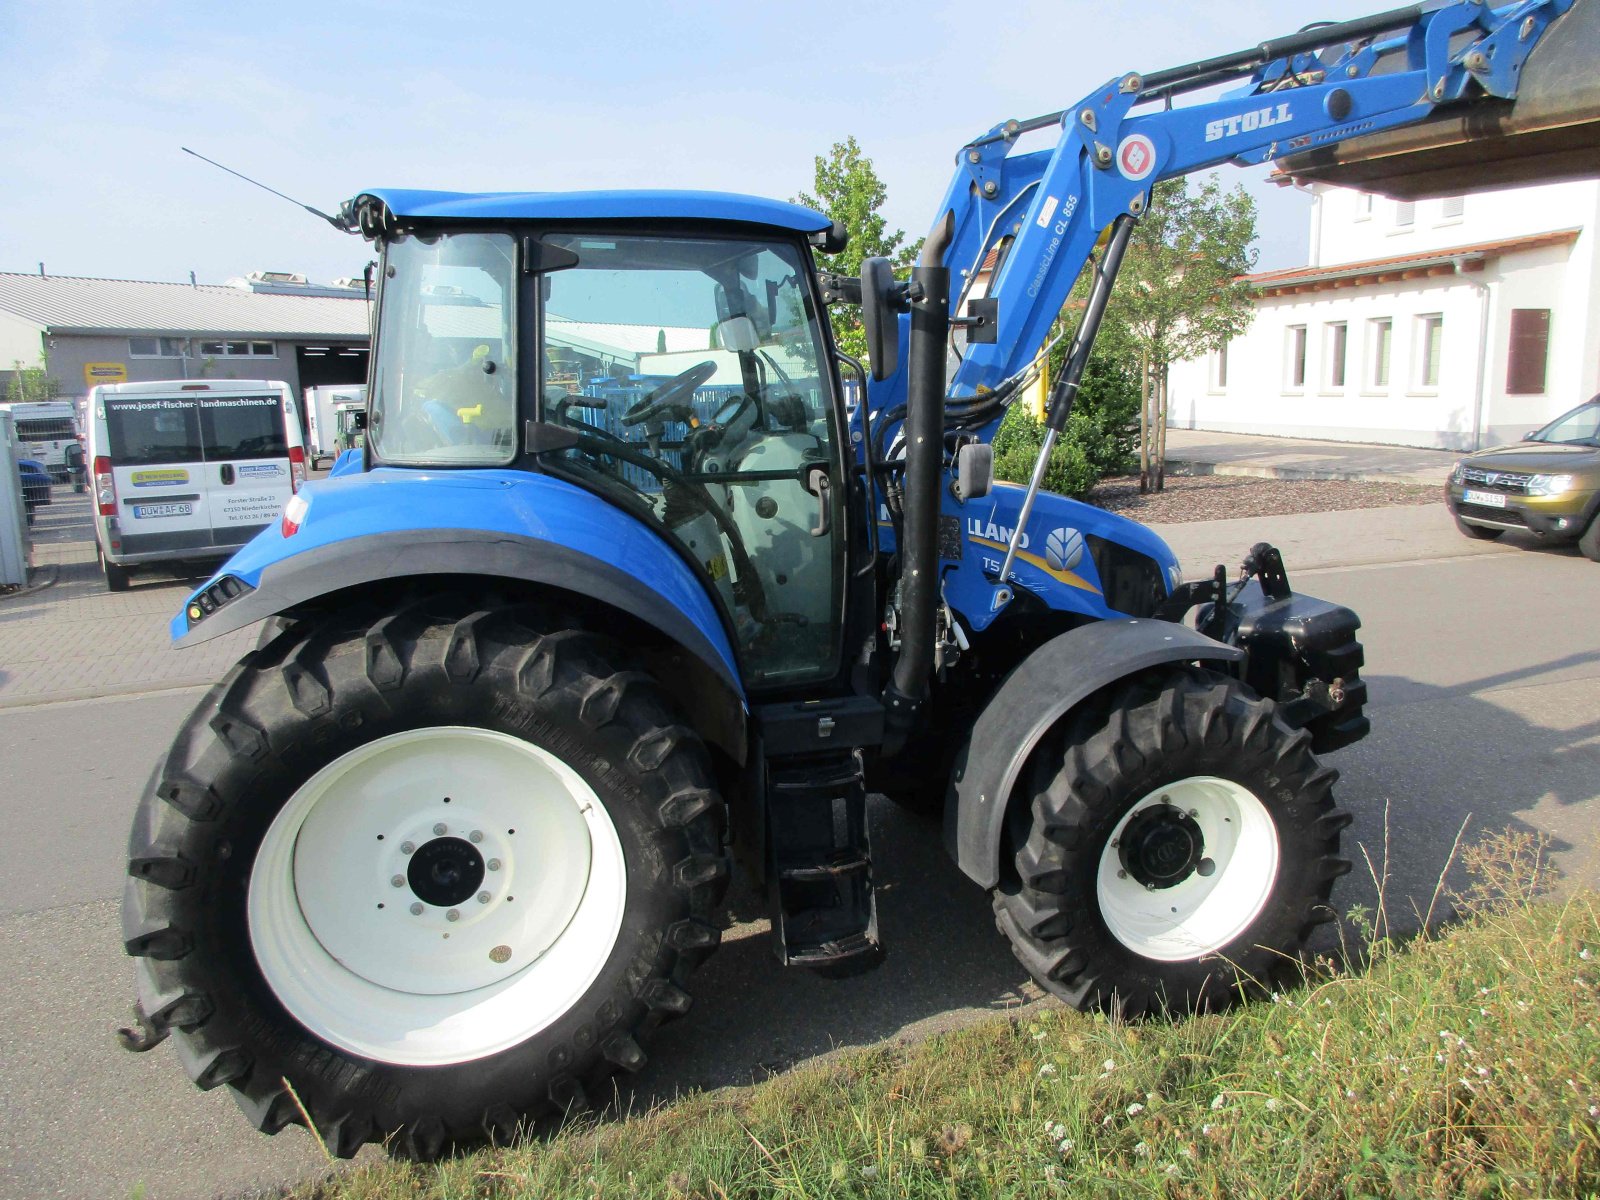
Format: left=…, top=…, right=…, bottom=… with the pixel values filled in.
left=174, top=468, right=747, bottom=758
left=944, top=618, right=1243, bottom=889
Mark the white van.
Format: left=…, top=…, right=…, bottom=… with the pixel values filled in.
left=0, top=400, right=78, bottom=481
left=86, top=380, right=306, bottom=591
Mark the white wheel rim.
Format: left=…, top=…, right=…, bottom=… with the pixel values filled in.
left=248, top=726, right=627, bottom=1066
left=1095, top=776, right=1278, bottom=962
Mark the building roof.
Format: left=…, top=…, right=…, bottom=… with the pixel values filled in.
left=362, top=188, right=831, bottom=233
left=1248, top=228, right=1582, bottom=297
left=0, top=272, right=372, bottom=339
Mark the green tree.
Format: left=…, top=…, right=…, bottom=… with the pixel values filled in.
left=6, top=355, right=62, bottom=405
left=796, top=136, right=923, bottom=361
left=1107, top=175, right=1258, bottom=491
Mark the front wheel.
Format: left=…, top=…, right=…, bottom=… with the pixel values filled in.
left=1577, top=512, right=1600, bottom=563
left=1454, top=517, right=1503, bottom=541
left=123, top=597, right=727, bottom=1158
left=993, top=667, right=1351, bottom=1016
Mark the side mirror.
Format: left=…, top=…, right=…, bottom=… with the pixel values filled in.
left=860, top=257, right=903, bottom=382
left=352, top=410, right=368, bottom=431
left=953, top=442, right=993, bottom=501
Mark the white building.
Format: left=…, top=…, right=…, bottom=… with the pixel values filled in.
left=1168, top=179, right=1600, bottom=450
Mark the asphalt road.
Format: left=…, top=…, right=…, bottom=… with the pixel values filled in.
left=1, top=506, right=1596, bottom=1199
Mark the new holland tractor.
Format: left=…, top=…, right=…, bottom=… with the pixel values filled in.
left=120, top=0, right=1575, bottom=1158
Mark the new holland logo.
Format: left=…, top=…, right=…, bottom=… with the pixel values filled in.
left=1044, top=526, right=1084, bottom=572
left=967, top=517, right=1029, bottom=549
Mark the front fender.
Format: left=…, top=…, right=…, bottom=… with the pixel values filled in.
left=174, top=467, right=743, bottom=702
left=944, top=618, right=1243, bottom=889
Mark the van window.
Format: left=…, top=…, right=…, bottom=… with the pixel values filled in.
left=199, top=395, right=288, bottom=460
left=104, top=398, right=202, bottom=466
left=16, top=417, right=75, bottom=442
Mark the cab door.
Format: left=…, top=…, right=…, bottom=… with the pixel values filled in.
left=100, top=394, right=212, bottom=557
left=197, top=390, right=298, bottom=550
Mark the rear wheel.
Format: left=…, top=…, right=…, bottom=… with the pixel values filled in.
left=123, top=596, right=727, bottom=1158
left=99, top=545, right=131, bottom=591
left=993, top=667, right=1351, bottom=1016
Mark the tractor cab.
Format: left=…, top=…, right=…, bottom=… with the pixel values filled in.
left=356, top=193, right=856, bottom=691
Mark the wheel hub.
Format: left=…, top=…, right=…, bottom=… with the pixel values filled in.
left=407, top=836, right=486, bottom=908
left=1119, top=803, right=1205, bottom=890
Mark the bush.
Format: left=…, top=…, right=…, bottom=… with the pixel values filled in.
left=991, top=354, right=1139, bottom=499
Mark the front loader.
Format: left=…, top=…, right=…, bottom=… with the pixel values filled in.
left=120, top=0, right=1575, bottom=1158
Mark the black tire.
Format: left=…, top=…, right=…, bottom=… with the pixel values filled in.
left=123, top=595, right=727, bottom=1159
left=1454, top=517, right=1503, bottom=541
left=1578, top=512, right=1600, bottom=563
left=100, top=544, right=131, bottom=591
left=993, top=667, right=1351, bottom=1017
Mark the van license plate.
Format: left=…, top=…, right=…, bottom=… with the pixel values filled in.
left=1462, top=489, right=1506, bottom=508
left=132, top=502, right=194, bottom=519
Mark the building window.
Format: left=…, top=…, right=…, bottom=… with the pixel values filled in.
left=1414, top=315, right=1444, bottom=389
left=1367, top=318, right=1393, bottom=388
left=1285, top=325, right=1308, bottom=391
left=1211, top=342, right=1229, bottom=390
left=1354, top=193, right=1373, bottom=221
left=1440, top=196, right=1465, bottom=220
left=1394, top=201, right=1415, bottom=228
left=1324, top=322, right=1348, bottom=389
left=1506, top=308, right=1551, bottom=395
left=128, top=336, right=186, bottom=358
left=197, top=340, right=277, bottom=358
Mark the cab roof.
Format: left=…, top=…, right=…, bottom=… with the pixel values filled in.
left=358, top=188, right=832, bottom=234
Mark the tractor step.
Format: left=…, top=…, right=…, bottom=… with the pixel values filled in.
left=764, top=748, right=882, bottom=975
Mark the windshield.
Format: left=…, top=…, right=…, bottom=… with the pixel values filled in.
left=370, top=232, right=517, bottom=465
left=540, top=232, right=843, bottom=687
left=1529, top=398, right=1600, bottom=446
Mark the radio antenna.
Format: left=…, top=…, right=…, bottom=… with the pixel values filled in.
left=181, top=147, right=347, bottom=232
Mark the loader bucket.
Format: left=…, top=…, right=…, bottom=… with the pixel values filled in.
left=1275, top=0, right=1599, bottom=199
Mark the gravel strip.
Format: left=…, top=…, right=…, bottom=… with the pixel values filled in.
left=1087, top=472, right=1439, bottom=524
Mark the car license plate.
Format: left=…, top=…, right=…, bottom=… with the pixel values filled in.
left=132, top=502, right=194, bottom=519
left=1462, top=489, right=1507, bottom=508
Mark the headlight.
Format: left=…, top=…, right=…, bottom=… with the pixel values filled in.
left=1167, top=560, right=1183, bottom=592
left=1526, top=473, right=1575, bottom=496
left=1450, top=461, right=1467, bottom=484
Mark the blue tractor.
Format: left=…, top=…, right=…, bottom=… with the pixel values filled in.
left=121, top=0, right=1573, bottom=1158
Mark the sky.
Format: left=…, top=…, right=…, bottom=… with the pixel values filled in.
left=0, top=0, right=1393, bottom=289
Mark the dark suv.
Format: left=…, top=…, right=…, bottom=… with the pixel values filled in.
left=1446, top=396, right=1600, bottom=561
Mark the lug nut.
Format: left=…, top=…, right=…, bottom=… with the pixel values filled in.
left=1197, top=858, right=1217, bottom=877
left=409, top=902, right=424, bottom=915
left=446, top=909, right=460, bottom=922
left=1189, top=809, right=1199, bottom=818
left=1117, top=869, right=1127, bottom=879
left=433, top=823, right=447, bottom=836
left=390, top=874, right=405, bottom=888
left=469, top=830, right=484, bottom=844
left=487, top=858, right=502, bottom=872
left=400, top=841, right=415, bottom=854
left=477, top=891, right=491, bottom=904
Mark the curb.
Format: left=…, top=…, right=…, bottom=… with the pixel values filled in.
left=0, top=562, right=60, bottom=602
left=1165, top=458, right=1449, bottom=486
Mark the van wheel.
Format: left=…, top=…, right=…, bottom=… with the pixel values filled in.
left=100, top=546, right=131, bottom=592
left=122, top=596, right=727, bottom=1158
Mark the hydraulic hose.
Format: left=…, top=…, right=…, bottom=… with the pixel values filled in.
left=882, top=210, right=954, bottom=756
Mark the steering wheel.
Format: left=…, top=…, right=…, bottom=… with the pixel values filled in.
left=621, top=361, right=719, bottom=427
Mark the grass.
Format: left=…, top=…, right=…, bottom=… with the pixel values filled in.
left=298, top=831, right=1599, bottom=1199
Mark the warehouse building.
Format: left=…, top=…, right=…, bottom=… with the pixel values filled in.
left=0, top=270, right=372, bottom=406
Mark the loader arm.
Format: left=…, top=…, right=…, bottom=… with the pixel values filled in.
left=902, top=0, right=1573, bottom=406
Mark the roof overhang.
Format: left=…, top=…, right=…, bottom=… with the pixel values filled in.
left=1275, top=0, right=1599, bottom=199
left=1248, top=229, right=1581, bottom=298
